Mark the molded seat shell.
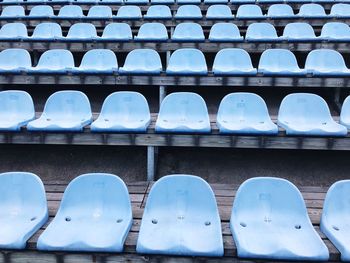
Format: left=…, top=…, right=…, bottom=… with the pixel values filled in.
left=330, top=4, right=350, bottom=18
left=57, top=5, right=84, bottom=18
left=204, top=0, right=228, bottom=4
left=91, top=91, right=151, bottom=132
left=124, top=0, right=149, bottom=4
left=0, top=49, right=32, bottom=73
left=217, top=93, right=278, bottom=134
left=151, top=0, right=175, bottom=4
left=37, top=173, right=132, bottom=252
left=246, top=23, right=279, bottom=41
left=340, top=96, right=350, bottom=129
left=119, top=49, right=162, bottom=75
left=0, top=172, right=48, bottom=249
left=116, top=6, right=142, bottom=19
left=209, top=23, right=243, bottom=42
left=1, top=6, right=25, bottom=17
left=144, top=5, right=172, bottom=19
left=278, top=93, right=347, bottom=136
left=136, top=174, right=223, bottom=256
left=267, top=4, right=294, bottom=18
left=167, top=49, right=207, bottom=75
left=175, top=5, right=202, bottom=19
left=320, top=22, right=350, bottom=41
left=30, top=49, right=75, bottom=74
left=155, top=92, right=210, bottom=133
left=231, top=177, right=329, bottom=261
left=31, top=23, right=63, bottom=40
left=101, top=23, right=132, bottom=41
left=177, top=0, right=201, bottom=4
left=206, top=5, right=234, bottom=19
left=171, top=23, right=204, bottom=42
left=236, top=5, right=265, bottom=19
left=27, top=91, right=92, bottom=132
left=73, top=49, right=118, bottom=74
left=29, top=6, right=54, bottom=18
left=282, top=22, right=317, bottom=42
left=87, top=6, right=112, bottom=18
left=0, top=23, right=27, bottom=40
left=135, top=23, right=168, bottom=41
left=0, top=91, right=35, bottom=131
left=65, top=23, right=98, bottom=41
left=298, top=4, right=327, bottom=18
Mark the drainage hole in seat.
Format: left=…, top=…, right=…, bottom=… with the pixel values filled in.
left=116, top=219, right=123, bottom=223
left=333, top=225, right=340, bottom=231
left=30, top=217, right=37, bottom=221
left=152, top=219, right=158, bottom=224
left=240, top=222, right=247, bottom=227
left=65, top=217, right=71, bottom=222
left=205, top=221, right=211, bottom=226
left=295, top=225, right=301, bottom=229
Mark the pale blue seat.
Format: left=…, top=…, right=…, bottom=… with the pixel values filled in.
left=305, top=49, right=350, bottom=76
left=151, top=0, right=174, bottom=4
left=119, top=49, right=162, bottom=75
left=278, top=93, right=347, bottom=136
left=267, top=4, right=295, bottom=18
left=57, top=5, right=84, bottom=18
left=204, top=0, right=228, bottom=4
left=0, top=23, right=27, bottom=40
left=27, top=91, right=92, bottom=132
left=73, top=49, right=118, bottom=74
left=101, top=23, right=132, bottom=41
left=155, top=93, right=210, bottom=133
left=87, top=6, right=113, bottom=18
left=236, top=5, right=265, bottom=19
left=30, top=49, right=74, bottom=74
left=246, top=23, right=280, bottom=42
left=167, top=49, right=207, bottom=75
left=206, top=5, right=234, bottom=19
left=100, top=0, right=123, bottom=3
left=175, top=5, right=202, bottom=19
left=340, top=96, right=350, bottom=129
left=217, top=93, right=278, bottom=135
left=231, top=177, right=329, bottom=261
left=258, top=49, right=306, bottom=76
left=37, top=173, right=132, bottom=252
left=65, top=23, right=98, bottom=41
left=137, top=174, right=222, bottom=256
left=0, top=49, right=32, bottom=74
left=330, top=4, right=350, bottom=18
left=230, top=0, right=255, bottom=3
left=135, top=23, right=168, bottom=42
left=298, top=4, right=327, bottom=18
left=177, top=0, right=201, bottom=4
left=91, top=92, right=151, bottom=132
left=171, top=23, right=204, bottom=42
left=282, top=22, right=317, bottom=42
left=321, top=180, right=350, bottom=261
left=1, top=6, right=25, bottom=18
left=320, top=22, right=350, bottom=41
left=124, top=0, right=149, bottom=4
left=116, top=6, right=142, bottom=19
left=0, top=172, right=48, bottom=249
left=29, top=6, right=54, bottom=18
left=31, top=23, right=63, bottom=41
left=144, top=6, right=172, bottom=20
left=213, top=48, right=256, bottom=75
left=0, top=91, right=34, bottom=131
left=209, top=23, right=243, bottom=42
left=1, top=0, right=23, bottom=3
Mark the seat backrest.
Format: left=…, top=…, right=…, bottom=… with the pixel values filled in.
left=87, top=6, right=112, bottom=17
left=0, top=23, right=27, bottom=38
left=330, top=3, right=350, bottom=16
left=0, top=49, right=32, bottom=69
left=116, top=6, right=142, bottom=18
left=1, top=6, right=25, bottom=17
left=36, top=49, right=74, bottom=70
left=29, top=5, right=54, bottom=17
left=340, top=96, right=350, bottom=126
left=258, top=49, right=300, bottom=71
left=67, top=23, right=97, bottom=38
left=213, top=48, right=254, bottom=72
left=32, top=23, right=62, bottom=39
left=137, top=23, right=168, bottom=39
left=206, top=5, right=232, bottom=17
left=209, top=23, right=242, bottom=40
left=305, top=49, right=348, bottom=72
left=145, top=5, right=171, bottom=18
left=79, top=49, right=118, bottom=70
left=172, top=22, right=204, bottom=40
left=168, top=49, right=207, bottom=73
left=0, top=90, right=34, bottom=122
left=321, top=22, right=350, bottom=38
left=298, top=4, right=326, bottom=16
left=267, top=4, right=294, bottom=17
left=57, top=5, right=83, bottom=17
left=176, top=5, right=202, bottom=17
left=102, top=23, right=132, bottom=40
left=246, top=23, right=278, bottom=39
left=283, top=22, right=316, bottom=39
left=236, top=4, right=263, bottom=18
left=123, top=49, right=162, bottom=73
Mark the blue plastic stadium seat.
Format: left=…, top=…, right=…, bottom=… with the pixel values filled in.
left=1, top=6, right=25, bottom=17
left=37, top=173, right=132, bottom=252
left=267, top=4, right=295, bottom=18
left=206, top=5, right=233, bottom=19
left=330, top=4, right=350, bottom=18
left=305, top=49, right=350, bottom=76
left=231, top=177, right=329, bottom=261
left=91, top=92, right=151, bottom=132
left=124, top=0, right=149, bottom=4
left=87, top=6, right=113, bottom=18
left=217, top=93, right=277, bottom=135
left=340, top=96, right=350, bottom=129
left=30, top=49, right=74, bottom=74
left=298, top=4, right=327, bottom=18
left=31, top=23, right=63, bottom=41
left=101, top=23, right=132, bottom=41
left=155, top=93, right=210, bottom=133
left=135, top=23, right=168, bottom=42
left=144, top=6, right=172, bottom=19
left=0, top=91, right=34, bottom=131
left=246, top=23, right=280, bottom=42
left=230, top=0, right=254, bottom=3
left=213, top=48, right=256, bottom=75
left=177, top=0, right=201, bottom=4
left=282, top=22, right=317, bottom=42
left=236, top=5, right=265, bottom=19
left=0, top=172, right=48, bottom=249
left=137, top=174, right=223, bottom=256
left=167, top=49, right=207, bottom=75
left=278, top=93, right=347, bottom=136
left=204, top=0, right=227, bottom=4
left=0, top=23, right=27, bottom=40
left=1, top=0, right=23, bottom=3
left=171, top=23, right=204, bottom=42
left=320, top=22, right=350, bottom=41
left=0, top=49, right=32, bottom=74
left=65, top=23, right=98, bottom=41
left=116, top=6, right=142, bottom=19
left=119, top=49, right=162, bottom=75
left=100, top=0, right=123, bottom=3
left=57, top=5, right=84, bottom=18
left=209, top=23, right=243, bottom=42
left=27, top=91, right=92, bottom=132
left=73, top=49, right=118, bottom=74
left=29, top=6, right=54, bottom=18
left=321, top=180, right=350, bottom=261
left=258, top=49, right=306, bottom=76
left=151, top=0, right=174, bottom=4
left=175, top=5, right=202, bottom=19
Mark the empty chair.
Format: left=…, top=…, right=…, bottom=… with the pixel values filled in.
left=0, top=23, right=28, bottom=40
left=30, top=50, right=74, bottom=74
left=101, top=23, right=132, bottom=41
left=135, top=23, right=168, bottom=41
left=330, top=4, right=350, bottom=18
left=0, top=49, right=32, bottom=74
left=119, top=49, right=162, bottom=75
left=37, top=173, right=132, bottom=252
left=57, top=5, right=84, bottom=18
left=1, top=6, right=25, bottom=17
left=0, top=91, right=34, bottom=131
left=74, top=49, right=118, bottom=74
left=282, top=22, right=317, bottom=42
left=213, top=48, right=256, bottom=75
left=87, top=6, right=113, bottom=18
left=144, top=5, right=172, bottom=20
left=27, top=91, right=92, bottom=132
left=258, top=49, right=306, bottom=76
left=115, top=6, right=142, bottom=20
left=298, top=4, right=327, bottom=18
left=124, top=0, right=149, bottom=4
left=209, top=23, right=243, bottom=42
left=175, top=5, right=202, bottom=19
left=31, top=23, right=63, bottom=41
left=65, top=23, right=98, bottom=41
left=151, top=0, right=175, bottom=4
left=177, top=0, right=201, bottom=4
left=172, top=23, right=204, bottom=42
left=204, top=0, right=228, bottom=4
left=278, top=93, right=347, bottom=136
left=167, top=49, right=207, bottom=75
left=155, top=93, right=210, bottom=133
left=305, top=49, right=350, bottom=76
left=137, top=175, right=223, bottom=256
left=340, top=96, right=350, bottom=129
left=91, top=92, right=151, bottom=132
left=246, top=23, right=279, bottom=41
left=231, top=177, right=329, bottom=260
left=0, top=172, right=48, bottom=249
left=320, top=22, right=350, bottom=41
left=267, top=4, right=294, bottom=18
left=231, top=0, right=255, bottom=4
left=206, top=5, right=234, bottom=19
left=28, top=6, right=54, bottom=18
left=236, top=5, right=265, bottom=19
left=100, top=0, right=123, bottom=3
